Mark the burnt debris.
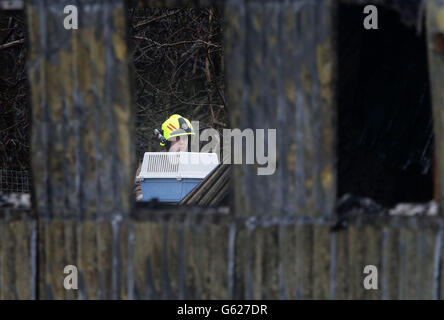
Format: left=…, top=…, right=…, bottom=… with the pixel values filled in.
left=333, top=193, right=388, bottom=231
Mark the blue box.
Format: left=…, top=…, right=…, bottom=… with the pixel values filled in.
left=140, top=178, right=202, bottom=202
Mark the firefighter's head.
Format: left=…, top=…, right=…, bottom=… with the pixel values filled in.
left=160, top=114, right=195, bottom=152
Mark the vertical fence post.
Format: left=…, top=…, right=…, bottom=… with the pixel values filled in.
left=224, top=0, right=337, bottom=300
left=426, top=0, right=444, bottom=212
left=226, top=0, right=336, bottom=218
left=26, top=0, right=134, bottom=299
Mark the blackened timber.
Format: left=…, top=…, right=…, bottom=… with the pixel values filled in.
left=26, top=0, right=134, bottom=299
left=179, top=164, right=231, bottom=206
left=0, top=209, right=36, bottom=299
left=227, top=0, right=336, bottom=217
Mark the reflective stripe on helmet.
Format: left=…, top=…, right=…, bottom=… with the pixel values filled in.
left=160, top=114, right=194, bottom=146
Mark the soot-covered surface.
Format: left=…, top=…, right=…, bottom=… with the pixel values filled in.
left=337, top=4, right=434, bottom=207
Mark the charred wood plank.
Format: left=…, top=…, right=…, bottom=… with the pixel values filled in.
left=226, top=0, right=336, bottom=217
left=426, top=0, right=444, bottom=212
left=25, top=0, right=134, bottom=299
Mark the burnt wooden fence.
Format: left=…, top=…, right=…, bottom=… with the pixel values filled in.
left=1, top=0, right=444, bottom=299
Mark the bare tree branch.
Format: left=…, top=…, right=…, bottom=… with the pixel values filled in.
left=0, top=38, right=24, bottom=50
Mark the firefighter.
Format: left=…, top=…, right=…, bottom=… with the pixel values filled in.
left=135, top=114, right=195, bottom=200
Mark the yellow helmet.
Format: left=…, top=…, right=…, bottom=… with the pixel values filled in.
left=160, top=114, right=195, bottom=146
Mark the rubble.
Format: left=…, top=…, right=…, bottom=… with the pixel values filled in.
left=0, top=192, right=31, bottom=210
left=389, top=200, right=438, bottom=216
